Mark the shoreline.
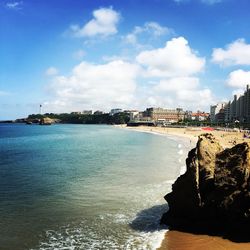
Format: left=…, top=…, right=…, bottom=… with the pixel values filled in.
left=117, top=125, right=250, bottom=250
left=121, top=125, right=248, bottom=149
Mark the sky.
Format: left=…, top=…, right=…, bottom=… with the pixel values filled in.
left=1, top=0, right=250, bottom=119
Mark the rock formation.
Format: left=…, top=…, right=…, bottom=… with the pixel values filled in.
left=39, top=117, right=53, bottom=125
left=161, top=133, right=250, bottom=240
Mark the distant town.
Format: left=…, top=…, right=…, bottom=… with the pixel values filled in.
left=2, top=85, right=250, bottom=128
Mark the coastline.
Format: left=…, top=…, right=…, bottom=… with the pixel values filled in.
left=121, top=125, right=248, bottom=149
left=117, top=125, right=250, bottom=250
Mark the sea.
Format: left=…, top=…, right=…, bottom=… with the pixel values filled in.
left=0, top=124, right=191, bottom=250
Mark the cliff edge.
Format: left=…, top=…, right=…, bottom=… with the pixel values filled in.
left=161, top=133, right=250, bottom=241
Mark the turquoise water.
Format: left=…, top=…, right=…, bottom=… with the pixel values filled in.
left=0, top=124, right=189, bottom=250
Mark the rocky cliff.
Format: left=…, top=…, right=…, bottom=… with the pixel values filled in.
left=161, top=133, right=250, bottom=240
left=39, top=117, right=54, bottom=125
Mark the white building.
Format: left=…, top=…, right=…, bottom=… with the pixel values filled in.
left=210, top=102, right=227, bottom=123
left=109, top=109, right=123, bottom=116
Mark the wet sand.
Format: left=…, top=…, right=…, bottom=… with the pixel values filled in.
left=158, top=231, right=250, bottom=250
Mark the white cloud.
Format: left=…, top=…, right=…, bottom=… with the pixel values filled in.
left=232, top=88, right=245, bottom=97
left=5, top=1, right=23, bottom=10
left=133, top=37, right=212, bottom=110
left=124, top=33, right=138, bottom=46
left=44, top=36, right=212, bottom=112
left=123, top=22, right=172, bottom=46
left=46, top=60, right=140, bottom=112
left=70, top=7, right=120, bottom=38
left=73, top=49, right=85, bottom=60
left=226, top=69, right=250, bottom=88
left=45, top=67, right=59, bottom=76
left=136, top=37, right=205, bottom=77
left=155, top=77, right=200, bottom=92
left=149, top=77, right=214, bottom=110
left=143, top=22, right=171, bottom=36
left=212, top=39, right=250, bottom=66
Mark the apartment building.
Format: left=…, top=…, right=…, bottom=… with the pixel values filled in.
left=211, top=85, right=250, bottom=124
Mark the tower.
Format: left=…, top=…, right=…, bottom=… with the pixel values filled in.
left=39, top=104, right=42, bottom=115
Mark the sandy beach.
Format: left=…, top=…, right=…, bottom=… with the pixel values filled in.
left=126, top=126, right=250, bottom=148
left=158, top=230, right=250, bottom=250
left=124, top=125, right=249, bottom=149
left=121, top=125, right=250, bottom=250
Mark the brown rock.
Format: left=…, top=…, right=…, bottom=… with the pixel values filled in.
left=39, top=117, right=53, bottom=125
left=161, top=133, right=250, bottom=240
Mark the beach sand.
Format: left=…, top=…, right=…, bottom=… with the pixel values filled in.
left=124, top=125, right=248, bottom=149
left=158, top=231, right=250, bottom=250
left=121, top=125, right=250, bottom=250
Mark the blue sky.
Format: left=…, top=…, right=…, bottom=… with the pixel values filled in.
left=1, top=0, right=250, bottom=119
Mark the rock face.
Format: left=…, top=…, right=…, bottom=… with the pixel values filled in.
left=39, top=117, right=53, bottom=125
left=161, top=133, right=250, bottom=239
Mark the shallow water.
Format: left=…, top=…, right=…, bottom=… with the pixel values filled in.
left=0, top=124, right=189, bottom=250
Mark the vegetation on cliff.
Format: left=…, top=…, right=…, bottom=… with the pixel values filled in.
left=27, top=112, right=130, bottom=125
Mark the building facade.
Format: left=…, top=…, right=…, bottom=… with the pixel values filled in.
left=109, top=109, right=123, bottom=116
left=145, top=107, right=185, bottom=123
left=210, top=85, right=250, bottom=124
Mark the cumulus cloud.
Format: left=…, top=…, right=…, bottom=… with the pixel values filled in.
left=149, top=77, right=214, bottom=110
left=123, top=22, right=172, bottom=47
left=5, top=1, right=23, bottom=10
left=45, top=67, right=59, bottom=76
left=134, top=37, right=212, bottom=110
left=45, top=36, right=212, bottom=112
left=226, top=69, right=250, bottom=88
left=46, top=60, right=140, bottom=112
left=154, top=77, right=200, bottom=92
left=212, top=39, right=250, bottom=66
left=136, top=37, right=205, bottom=77
left=232, top=88, right=245, bottom=97
left=70, top=7, right=120, bottom=38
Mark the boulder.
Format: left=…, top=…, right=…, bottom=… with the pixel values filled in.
left=161, top=133, right=250, bottom=239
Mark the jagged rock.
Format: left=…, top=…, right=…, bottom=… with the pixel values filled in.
left=161, top=133, right=250, bottom=239
left=39, top=117, right=53, bottom=125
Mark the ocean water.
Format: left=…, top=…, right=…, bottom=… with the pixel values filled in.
left=0, top=124, right=190, bottom=250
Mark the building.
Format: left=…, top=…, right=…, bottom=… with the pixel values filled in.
left=210, top=102, right=227, bottom=123
left=191, top=111, right=209, bottom=121
left=82, top=110, right=93, bottom=115
left=210, top=85, right=250, bottom=124
left=145, top=107, right=185, bottom=123
left=109, top=109, right=123, bottom=116
left=94, top=110, right=103, bottom=115
left=71, top=112, right=82, bottom=115
left=124, top=110, right=140, bottom=121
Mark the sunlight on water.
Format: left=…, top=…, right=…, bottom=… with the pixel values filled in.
left=0, top=124, right=190, bottom=250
